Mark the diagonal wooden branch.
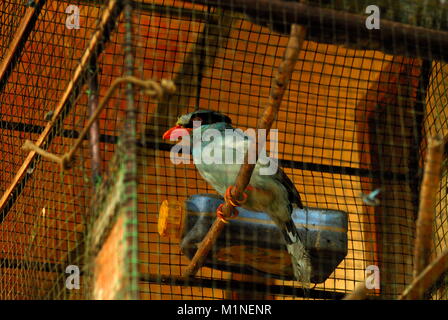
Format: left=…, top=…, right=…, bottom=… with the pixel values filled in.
left=183, top=23, right=307, bottom=278
left=413, top=135, right=444, bottom=279
left=400, top=249, right=448, bottom=300
left=395, top=135, right=445, bottom=300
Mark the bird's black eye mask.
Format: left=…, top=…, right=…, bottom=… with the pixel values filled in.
left=183, top=111, right=232, bottom=128
left=162, top=110, right=232, bottom=140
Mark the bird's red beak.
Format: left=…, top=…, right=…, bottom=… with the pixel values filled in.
left=162, top=125, right=192, bottom=140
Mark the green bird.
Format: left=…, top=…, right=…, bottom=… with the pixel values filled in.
left=163, top=109, right=311, bottom=285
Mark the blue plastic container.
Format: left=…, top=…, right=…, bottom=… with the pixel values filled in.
left=161, top=194, right=348, bottom=283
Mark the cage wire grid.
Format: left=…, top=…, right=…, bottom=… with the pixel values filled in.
left=0, top=0, right=447, bottom=300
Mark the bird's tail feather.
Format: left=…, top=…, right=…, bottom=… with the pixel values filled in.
left=283, top=220, right=312, bottom=287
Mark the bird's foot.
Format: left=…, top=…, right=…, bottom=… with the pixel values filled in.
left=224, top=185, right=252, bottom=207
left=216, top=203, right=238, bottom=223
left=216, top=185, right=253, bottom=223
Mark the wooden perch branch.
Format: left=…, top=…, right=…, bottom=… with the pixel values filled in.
left=21, top=77, right=175, bottom=171
left=413, top=135, right=444, bottom=278
left=400, top=249, right=448, bottom=300
left=183, top=24, right=307, bottom=278
left=396, top=135, right=446, bottom=300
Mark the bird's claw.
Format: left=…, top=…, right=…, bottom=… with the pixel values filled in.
left=224, top=185, right=251, bottom=207
left=216, top=203, right=238, bottom=223
left=216, top=185, right=253, bottom=223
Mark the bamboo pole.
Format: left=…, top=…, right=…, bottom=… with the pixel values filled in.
left=183, top=23, right=307, bottom=278
left=121, top=0, right=139, bottom=300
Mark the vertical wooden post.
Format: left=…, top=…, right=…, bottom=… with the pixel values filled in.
left=356, top=57, right=425, bottom=298
left=121, top=0, right=139, bottom=300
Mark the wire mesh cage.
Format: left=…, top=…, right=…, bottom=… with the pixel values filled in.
left=1, top=0, right=448, bottom=300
